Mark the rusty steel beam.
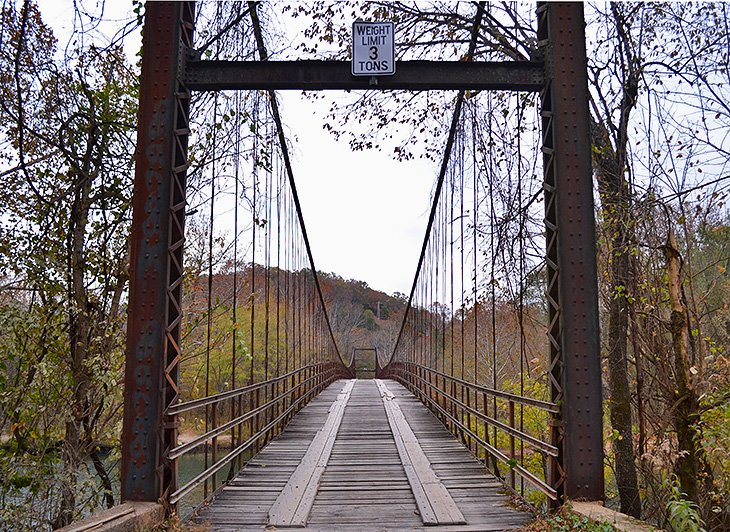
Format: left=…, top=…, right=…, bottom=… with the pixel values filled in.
left=122, top=1, right=194, bottom=508
left=538, top=2, right=604, bottom=502
left=184, top=60, right=544, bottom=92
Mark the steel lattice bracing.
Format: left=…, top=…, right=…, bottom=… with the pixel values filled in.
left=537, top=1, right=604, bottom=501
left=121, top=1, right=194, bottom=503
left=121, top=0, right=603, bottom=518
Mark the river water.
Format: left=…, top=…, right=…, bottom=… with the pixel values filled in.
left=3, top=453, right=212, bottom=530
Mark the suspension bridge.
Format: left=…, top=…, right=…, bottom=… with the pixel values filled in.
left=64, top=2, right=603, bottom=530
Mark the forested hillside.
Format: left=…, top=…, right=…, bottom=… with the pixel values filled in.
left=178, top=266, right=408, bottom=401
left=318, top=272, right=407, bottom=364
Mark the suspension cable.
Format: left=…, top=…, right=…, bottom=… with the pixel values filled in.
left=248, top=2, right=343, bottom=364
left=391, top=2, right=486, bottom=362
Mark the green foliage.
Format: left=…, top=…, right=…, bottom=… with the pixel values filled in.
left=522, top=487, right=548, bottom=510
left=357, top=308, right=378, bottom=331
left=663, top=476, right=706, bottom=532
left=700, top=400, right=730, bottom=499
left=0, top=1, right=137, bottom=526
left=546, top=513, right=616, bottom=532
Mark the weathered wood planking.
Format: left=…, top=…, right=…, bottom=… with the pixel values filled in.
left=193, top=378, right=532, bottom=531
left=386, top=379, right=533, bottom=531
left=307, top=379, right=423, bottom=529
left=267, top=379, right=355, bottom=527
left=375, top=379, right=466, bottom=526
left=192, top=382, right=348, bottom=529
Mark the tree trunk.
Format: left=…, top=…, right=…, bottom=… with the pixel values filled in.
left=592, top=121, right=642, bottom=518
left=606, top=225, right=641, bottom=517
left=52, top=432, right=77, bottom=529
left=587, top=4, right=644, bottom=515
left=55, top=167, right=94, bottom=525
left=662, top=225, right=715, bottom=511
left=90, top=446, right=115, bottom=509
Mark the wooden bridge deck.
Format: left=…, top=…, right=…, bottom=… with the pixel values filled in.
left=193, top=379, right=532, bottom=531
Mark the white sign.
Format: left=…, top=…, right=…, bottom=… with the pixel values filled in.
left=351, top=22, right=395, bottom=76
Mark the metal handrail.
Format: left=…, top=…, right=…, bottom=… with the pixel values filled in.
left=168, top=367, right=330, bottom=460
left=167, top=364, right=322, bottom=415
left=388, top=362, right=558, bottom=500
left=408, top=369, right=558, bottom=456
left=402, top=362, right=558, bottom=412
left=414, top=386, right=557, bottom=500
left=171, top=364, right=340, bottom=505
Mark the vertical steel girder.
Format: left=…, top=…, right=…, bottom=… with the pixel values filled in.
left=538, top=2, right=604, bottom=502
left=121, top=1, right=194, bottom=508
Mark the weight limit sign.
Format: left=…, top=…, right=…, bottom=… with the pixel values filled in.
left=352, top=21, right=396, bottom=76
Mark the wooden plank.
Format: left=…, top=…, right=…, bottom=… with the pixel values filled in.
left=387, top=380, right=532, bottom=530
left=193, top=382, right=344, bottom=529
left=375, top=379, right=466, bottom=526
left=267, top=379, right=355, bottom=527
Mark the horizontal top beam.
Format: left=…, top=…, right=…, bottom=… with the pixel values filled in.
left=184, top=60, right=544, bottom=92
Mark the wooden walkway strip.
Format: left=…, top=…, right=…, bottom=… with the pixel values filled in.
left=375, top=379, right=466, bottom=526
left=267, top=379, right=355, bottom=527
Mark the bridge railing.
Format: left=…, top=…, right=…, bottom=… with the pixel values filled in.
left=164, top=80, right=350, bottom=514
left=123, top=1, right=601, bottom=518
left=167, top=362, right=343, bottom=506
left=383, top=362, right=559, bottom=501
left=122, top=4, right=350, bottom=514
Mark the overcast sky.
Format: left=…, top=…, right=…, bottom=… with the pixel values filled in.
left=279, top=92, right=435, bottom=295
left=40, top=0, right=437, bottom=297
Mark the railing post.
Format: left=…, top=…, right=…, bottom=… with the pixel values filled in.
left=270, top=380, right=277, bottom=439
left=466, top=387, right=473, bottom=452
left=121, top=1, right=194, bottom=510
left=236, top=394, right=243, bottom=472
left=428, top=369, right=434, bottom=411
left=273, top=380, right=279, bottom=438
left=509, top=400, right=516, bottom=490
left=255, top=387, right=261, bottom=454
left=482, top=391, right=488, bottom=468
left=306, top=365, right=312, bottom=404
left=444, top=376, right=452, bottom=436
left=441, top=374, right=447, bottom=426
left=418, top=366, right=422, bottom=397
left=537, top=1, right=604, bottom=502
left=212, top=401, right=218, bottom=493
left=287, top=371, right=292, bottom=422
left=444, top=375, right=449, bottom=429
